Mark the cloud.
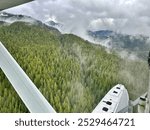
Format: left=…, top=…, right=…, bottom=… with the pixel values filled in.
left=4, top=0, right=150, bottom=36
left=89, top=18, right=115, bottom=31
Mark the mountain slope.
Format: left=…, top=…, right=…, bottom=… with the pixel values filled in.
left=88, top=30, right=150, bottom=59
left=0, top=12, right=60, bottom=34
left=0, top=22, right=119, bottom=112
left=0, top=14, right=149, bottom=113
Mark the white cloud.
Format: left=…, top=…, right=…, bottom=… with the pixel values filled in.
left=4, top=0, right=150, bottom=36
left=89, top=18, right=115, bottom=31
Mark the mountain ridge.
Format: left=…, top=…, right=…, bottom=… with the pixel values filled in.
left=0, top=12, right=60, bottom=34
left=88, top=30, right=150, bottom=59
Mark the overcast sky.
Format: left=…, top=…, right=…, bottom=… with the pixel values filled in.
left=5, top=0, right=150, bottom=36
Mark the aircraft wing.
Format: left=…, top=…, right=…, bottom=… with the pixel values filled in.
left=92, top=84, right=129, bottom=113
left=0, top=0, right=34, bottom=11
left=0, top=42, right=56, bottom=113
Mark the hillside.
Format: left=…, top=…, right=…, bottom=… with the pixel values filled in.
left=88, top=30, right=150, bottom=60
left=0, top=21, right=149, bottom=113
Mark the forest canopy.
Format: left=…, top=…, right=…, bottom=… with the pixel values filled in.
left=0, top=22, right=148, bottom=112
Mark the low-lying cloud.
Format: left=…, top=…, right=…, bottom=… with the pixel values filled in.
left=5, top=0, right=150, bottom=36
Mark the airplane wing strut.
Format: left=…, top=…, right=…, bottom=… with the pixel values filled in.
left=0, top=42, right=56, bottom=113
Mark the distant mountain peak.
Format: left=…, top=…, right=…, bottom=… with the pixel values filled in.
left=45, top=20, right=63, bottom=31
left=87, top=29, right=150, bottom=59
left=88, top=30, right=114, bottom=39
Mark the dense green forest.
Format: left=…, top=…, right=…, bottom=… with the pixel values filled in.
left=0, top=22, right=149, bottom=112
